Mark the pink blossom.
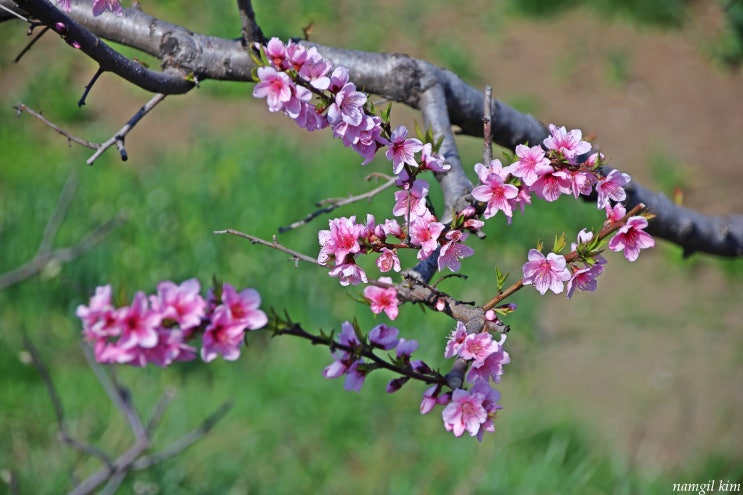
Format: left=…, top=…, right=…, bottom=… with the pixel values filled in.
left=364, top=279, right=400, bottom=320
left=343, top=360, right=368, bottom=392
left=522, top=249, right=572, bottom=295
left=350, top=115, right=385, bottom=164
left=458, top=332, right=500, bottom=367
left=565, top=170, right=596, bottom=198
left=381, top=219, right=404, bottom=239
left=385, top=126, right=423, bottom=175
left=264, top=37, right=286, bottom=67
left=145, top=328, right=197, bottom=368
left=76, top=285, right=118, bottom=340
left=604, top=203, right=627, bottom=224
left=420, top=385, right=440, bottom=415
left=469, top=381, right=502, bottom=441
left=327, top=82, right=367, bottom=127
left=92, top=0, right=123, bottom=16
left=445, top=321, right=468, bottom=358
left=115, top=291, right=162, bottom=350
left=396, top=338, right=419, bottom=358
left=466, top=334, right=510, bottom=384
left=409, top=216, right=445, bottom=261
left=318, top=216, right=365, bottom=265
left=150, top=278, right=206, bottom=331
left=219, top=284, right=268, bottom=330
left=253, top=67, right=296, bottom=113
left=200, top=308, right=246, bottom=362
left=437, top=230, right=475, bottom=272
left=337, top=320, right=361, bottom=349
left=284, top=42, right=307, bottom=71
left=511, top=144, right=552, bottom=186
left=57, top=0, right=71, bottom=11
left=571, top=228, right=595, bottom=250
left=529, top=169, right=571, bottom=202
left=472, top=161, right=519, bottom=219
left=543, top=124, right=592, bottom=162
left=608, top=216, right=654, bottom=262
left=323, top=322, right=366, bottom=390
left=298, top=48, right=332, bottom=89
left=419, top=143, right=450, bottom=173
left=595, top=169, right=631, bottom=209
left=328, top=262, right=368, bottom=286
left=392, top=179, right=429, bottom=217
left=368, top=323, right=400, bottom=349
left=566, top=261, right=605, bottom=299
left=442, top=388, right=488, bottom=437
left=293, top=100, right=328, bottom=132
left=376, top=247, right=401, bottom=273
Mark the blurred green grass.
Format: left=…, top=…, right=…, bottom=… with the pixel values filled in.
left=1, top=1, right=742, bottom=494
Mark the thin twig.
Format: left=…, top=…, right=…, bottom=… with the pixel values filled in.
left=22, top=334, right=114, bottom=467
left=40, top=174, right=78, bottom=254
left=14, top=103, right=99, bottom=150
left=132, top=400, right=233, bottom=470
left=279, top=175, right=396, bottom=233
left=214, top=230, right=320, bottom=265
left=81, top=345, right=147, bottom=440
left=87, top=93, right=167, bottom=164
left=0, top=210, right=129, bottom=291
left=145, top=386, right=177, bottom=436
left=482, top=85, right=493, bottom=165
left=0, top=2, right=27, bottom=21
left=14, top=25, right=49, bottom=63
left=78, top=67, right=104, bottom=107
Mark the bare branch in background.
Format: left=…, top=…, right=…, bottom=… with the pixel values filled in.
left=0, top=176, right=129, bottom=291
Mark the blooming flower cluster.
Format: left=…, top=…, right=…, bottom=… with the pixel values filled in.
left=77, top=279, right=267, bottom=366
left=252, top=39, right=475, bottom=293
left=418, top=321, right=509, bottom=440
left=252, top=37, right=389, bottom=164
left=322, top=321, right=429, bottom=393
left=58, top=0, right=123, bottom=17
left=473, top=124, right=656, bottom=296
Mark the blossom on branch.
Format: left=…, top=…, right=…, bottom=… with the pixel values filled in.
left=609, top=216, right=655, bottom=262
left=364, top=278, right=400, bottom=320
left=522, top=249, right=572, bottom=295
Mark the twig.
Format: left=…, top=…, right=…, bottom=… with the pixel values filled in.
left=236, top=0, right=264, bottom=45
left=482, top=85, right=493, bottom=165
left=21, top=334, right=114, bottom=467
left=214, top=230, right=320, bottom=265
left=78, top=66, right=104, bottom=107
left=14, top=103, right=99, bottom=150
left=132, top=400, right=233, bottom=470
left=0, top=192, right=129, bottom=291
left=81, top=346, right=147, bottom=440
left=273, top=322, right=447, bottom=386
left=0, top=2, right=27, bottom=21
left=40, top=175, right=78, bottom=254
left=14, top=25, right=49, bottom=63
left=279, top=175, right=396, bottom=233
left=145, top=386, right=177, bottom=436
left=87, top=93, right=167, bottom=164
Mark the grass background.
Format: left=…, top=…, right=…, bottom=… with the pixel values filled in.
left=1, top=0, right=742, bottom=493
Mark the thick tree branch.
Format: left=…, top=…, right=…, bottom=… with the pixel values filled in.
left=3, top=0, right=741, bottom=256
left=17, top=0, right=195, bottom=94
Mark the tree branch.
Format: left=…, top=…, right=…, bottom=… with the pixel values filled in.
left=4, top=0, right=741, bottom=257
